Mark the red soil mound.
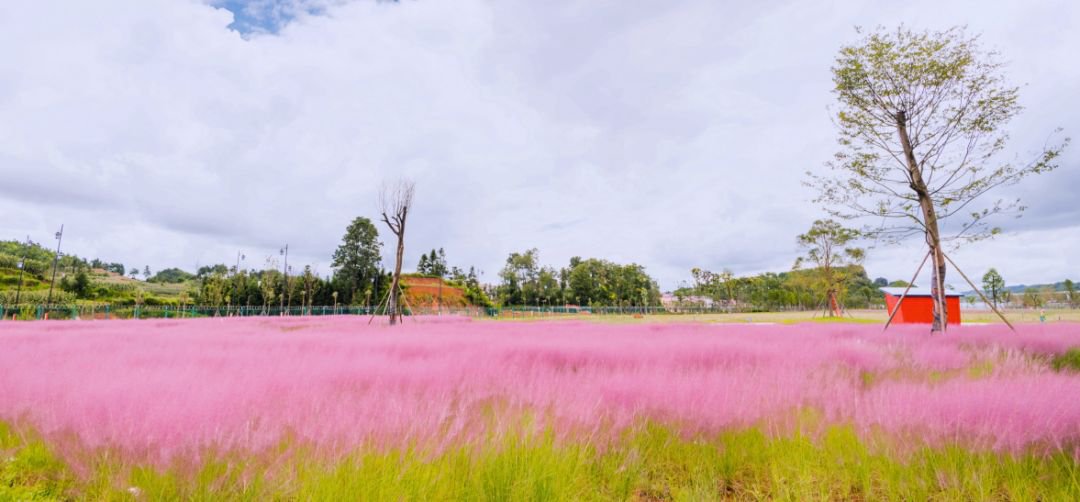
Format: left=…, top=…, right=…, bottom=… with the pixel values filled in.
left=401, top=276, right=468, bottom=308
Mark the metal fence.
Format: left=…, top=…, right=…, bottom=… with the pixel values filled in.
left=0, top=304, right=507, bottom=321
left=0, top=303, right=832, bottom=321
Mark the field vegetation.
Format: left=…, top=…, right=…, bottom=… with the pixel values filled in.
left=2, top=317, right=1079, bottom=499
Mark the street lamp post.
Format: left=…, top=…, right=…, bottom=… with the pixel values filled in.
left=46, top=225, right=64, bottom=306
left=235, top=251, right=246, bottom=315
left=14, top=236, right=30, bottom=306
left=279, top=245, right=288, bottom=314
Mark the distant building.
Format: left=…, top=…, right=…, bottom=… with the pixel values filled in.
left=661, top=293, right=714, bottom=310
left=880, top=287, right=961, bottom=325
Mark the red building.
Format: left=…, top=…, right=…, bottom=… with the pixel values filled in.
left=880, top=287, right=961, bottom=325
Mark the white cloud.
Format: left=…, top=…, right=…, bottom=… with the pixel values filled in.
left=0, top=0, right=1076, bottom=288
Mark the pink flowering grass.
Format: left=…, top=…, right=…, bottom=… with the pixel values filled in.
left=1, top=317, right=1079, bottom=465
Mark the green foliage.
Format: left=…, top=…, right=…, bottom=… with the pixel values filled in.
left=684, top=265, right=884, bottom=311
left=0, top=268, right=46, bottom=291
left=982, top=268, right=1005, bottom=308
left=89, top=259, right=126, bottom=275
left=0, top=240, right=55, bottom=266
left=1051, top=348, right=1080, bottom=373
left=149, top=268, right=195, bottom=284
left=1023, top=287, right=1045, bottom=308
left=2, top=417, right=1078, bottom=500
left=0, top=246, right=51, bottom=279
left=498, top=250, right=661, bottom=307
left=499, top=248, right=540, bottom=305
left=794, top=219, right=864, bottom=314
left=417, top=248, right=448, bottom=277
left=60, top=269, right=92, bottom=299
left=0, top=290, right=75, bottom=306
left=812, top=26, right=1068, bottom=246
left=0, top=422, right=74, bottom=500
left=445, top=267, right=493, bottom=308
left=331, top=217, right=384, bottom=306
left=566, top=258, right=660, bottom=308
left=195, top=264, right=229, bottom=279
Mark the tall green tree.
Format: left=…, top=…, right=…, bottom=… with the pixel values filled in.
left=690, top=268, right=735, bottom=305
left=331, top=217, right=383, bottom=305
left=499, top=248, right=539, bottom=305
left=61, top=269, right=92, bottom=299
left=496, top=251, right=660, bottom=308
left=432, top=248, right=448, bottom=278
left=1023, top=287, right=1043, bottom=308
left=1065, top=279, right=1077, bottom=309
left=566, top=258, right=659, bottom=308
left=811, top=26, right=1068, bottom=331
left=981, top=268, right=1005, bottom=309
left=794, top=220, right=864, bottom=317
left=417, top=248, right=448, bottom=277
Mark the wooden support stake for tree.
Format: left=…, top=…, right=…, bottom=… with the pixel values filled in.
left=368, top=280, right=411, bottom=325
left=941, top=252, right=1016, bottom=332
left=368, top=286, right=392, bottom=325
left=398, top=282, right=415, bottom=319
left=883, top=249, right=932, bottom=331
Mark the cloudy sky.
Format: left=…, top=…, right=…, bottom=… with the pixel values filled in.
left=1, top=0, right=1076, bottom=289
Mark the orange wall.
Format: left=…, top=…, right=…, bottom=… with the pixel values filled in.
left=884, top=295, right=961, bottom=324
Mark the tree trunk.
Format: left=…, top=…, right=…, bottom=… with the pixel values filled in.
left=388, top=233, right=405, bottom=325
left=896, top=111, right=947, bottom=332
left=828, top=289, right=842, bottom=317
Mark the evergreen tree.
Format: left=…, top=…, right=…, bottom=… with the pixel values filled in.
left=331, top=217, right=383, bottom=305
left=982, top=269, right=1005, bottom=309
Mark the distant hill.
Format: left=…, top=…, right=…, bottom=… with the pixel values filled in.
left=1, top=238, right=191, bottom=304
left=960, top=280, right=1076, bottom=296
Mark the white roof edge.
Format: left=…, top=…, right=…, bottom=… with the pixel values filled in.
left=879, top=287, right=960, bottom=297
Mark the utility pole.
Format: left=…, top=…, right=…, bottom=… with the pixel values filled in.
left=14, top=236, right=30, bottom=305
left=46, top=224, right=64, bottom=306
left=280, top=245, right=289, bottom=313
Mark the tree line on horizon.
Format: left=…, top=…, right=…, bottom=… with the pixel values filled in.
left=2, top=222, right=1077, bottom=311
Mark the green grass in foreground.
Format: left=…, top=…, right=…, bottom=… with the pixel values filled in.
left=3, top=419, right=1079, bottom=501
left=1052, top=348, right=1080, bottom=373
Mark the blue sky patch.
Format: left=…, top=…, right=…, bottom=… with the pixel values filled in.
left=214, top=0, right=322, bottom=35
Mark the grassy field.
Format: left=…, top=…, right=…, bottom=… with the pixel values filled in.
left=1, top=317, right=1079, bottom=499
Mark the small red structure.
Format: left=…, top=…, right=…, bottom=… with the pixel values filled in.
left=880, top=287, right=961, bottom=325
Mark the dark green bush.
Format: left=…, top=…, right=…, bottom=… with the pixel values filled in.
left=1051, top=348, right=1080, bottom=373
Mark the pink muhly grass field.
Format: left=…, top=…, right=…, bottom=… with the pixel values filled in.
left=1, top=317, right=1079, bottom=463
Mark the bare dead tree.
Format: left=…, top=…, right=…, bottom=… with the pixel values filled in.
left=379, top=179, right=416, bottom=325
